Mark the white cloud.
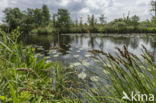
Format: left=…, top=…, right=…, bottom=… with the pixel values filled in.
left=79, top=8, right=90, bottom=14
left=0, top=0, right=153, bottom=23
left=59, top=0, right=70, bottom=6
left=0, top=0, right=9, bottom=22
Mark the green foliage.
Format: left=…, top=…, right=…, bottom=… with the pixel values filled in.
left=41, top=4, right=50, bottom=25
left=2, top=2, right=156, bottom=34
left=0, top=29, right=82, bottom=102
left=151, top=0, right=156, bottom=16
left=130, top=15, right=140, bottom=29
left=3, top=8, right=24, bottom=30
left=1, top=5, right=156, bottom=34
left=31, top=25, right=55, bottom=35
left=0, top=28, right=156, bottom=102
left=151, top=16, right=156, bottom=26
left=54, top=9, right=72, bottom=33
left=3, top=4, right=51, bottom=33
left=87, top=14, right=97, bottom=27
left=99, top=14, right=107, bottom=25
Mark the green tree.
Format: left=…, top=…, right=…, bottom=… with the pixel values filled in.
left=3, top=8, right=24, bottom=30
left=34, top=8, right=42, bottom=27
left=80, top=17, right=83, bottom=26
left=55, top=9, right=71, bottom=32
left=41, top=4, right=50, bottom=25
left=151, top=0, right=156, bottom=16
left=151, top=16, right=156, bottom=26
left=130, top=15, right=140, bottom=28
left=52, top=14, right=57, bottom=27
left=75, top=19, right=78, bottom=26
left=99, top=14, right=106, bottom=25
left=22, top=8, right=35, bottom=32
left=88, top=14, right=97, bottom=27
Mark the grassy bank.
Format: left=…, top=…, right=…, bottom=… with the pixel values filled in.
left=29, top=25, right=156, bottom=35
left=0, top=28, right=156, bottom=103
left=0, top=28, right=83, bottom=102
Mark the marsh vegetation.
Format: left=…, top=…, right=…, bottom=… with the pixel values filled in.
left=0, top=0, right=156, bottom=103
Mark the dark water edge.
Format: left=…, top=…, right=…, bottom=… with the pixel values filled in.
left=20, top=33, right=156, bottom=64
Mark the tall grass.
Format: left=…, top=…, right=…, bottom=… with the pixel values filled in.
left=86, top=45, right=156, bottom=103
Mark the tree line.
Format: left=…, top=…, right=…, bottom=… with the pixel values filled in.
left=0, top=1, right=156, bottom=34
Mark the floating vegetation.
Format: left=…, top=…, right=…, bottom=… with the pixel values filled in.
left=85, top=54, right=91, bottom=57
left=79, top=48, right=84, bottom=51
left=34, top=53, right=44, bottom=57
left=51, top=46, right=64, bottom=51
left=69, top=62, right=81, bottom=68
left=66, top=51, right=70, bottom=53
left=37, top=47, right=44, bottom=51
left=78, top=72, right=87, bottom=79
left=69, top=48, right=73, bottom=50
left=51, top=50, right=57, bottom=54
left=46, top=60, right=51, bottom=63
left=45, top=56, right=51, bottom=59
left=90, top=76, right=99, bottom=82
left=73, top=55, right=79, bottom=58
left=82, top=60, right=90, bottom=66
left=57, top=52, right=62, bottom=55
left=76, top=50, right=81, bottom=53
left=69, top=60, right=90, bottom=68
left=47, top=50, right=53, bottom=54
left=53, top=54, right=59, bottom=57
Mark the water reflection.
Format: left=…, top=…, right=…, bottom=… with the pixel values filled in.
left=51, top=34, right=72, bottom=55
left=22, top=34, right=156, bottom=62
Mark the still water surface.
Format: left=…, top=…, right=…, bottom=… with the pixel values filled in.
left=22, top=34, right=156, bottom=67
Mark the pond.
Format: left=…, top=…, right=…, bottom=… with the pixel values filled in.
left=21, top=33, right=156, bottom=78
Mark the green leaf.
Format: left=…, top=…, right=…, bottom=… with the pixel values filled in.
left=8, top=82, right=18, bottom=103
left=0, top=41, right=13, bottom=53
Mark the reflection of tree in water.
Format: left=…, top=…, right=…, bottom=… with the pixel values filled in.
left=52, top=34, right=72, bottom=55
left=109, top=37, right=131, bottom=47
left=88, top=36, right=95, bottom=48
left=141, top=35, right=150, bottom=44
left=99, top=37, right=105, bottom=50
left=130, top=37, right=139, bottom=49
left=74, top=35, right=79, bottom=44
left=21, top=35, right=51, bottom=50
left=150, top=36, right=156, bottom=62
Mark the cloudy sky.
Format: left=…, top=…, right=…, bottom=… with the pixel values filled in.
left=0, top=0, right=153, bottom=23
